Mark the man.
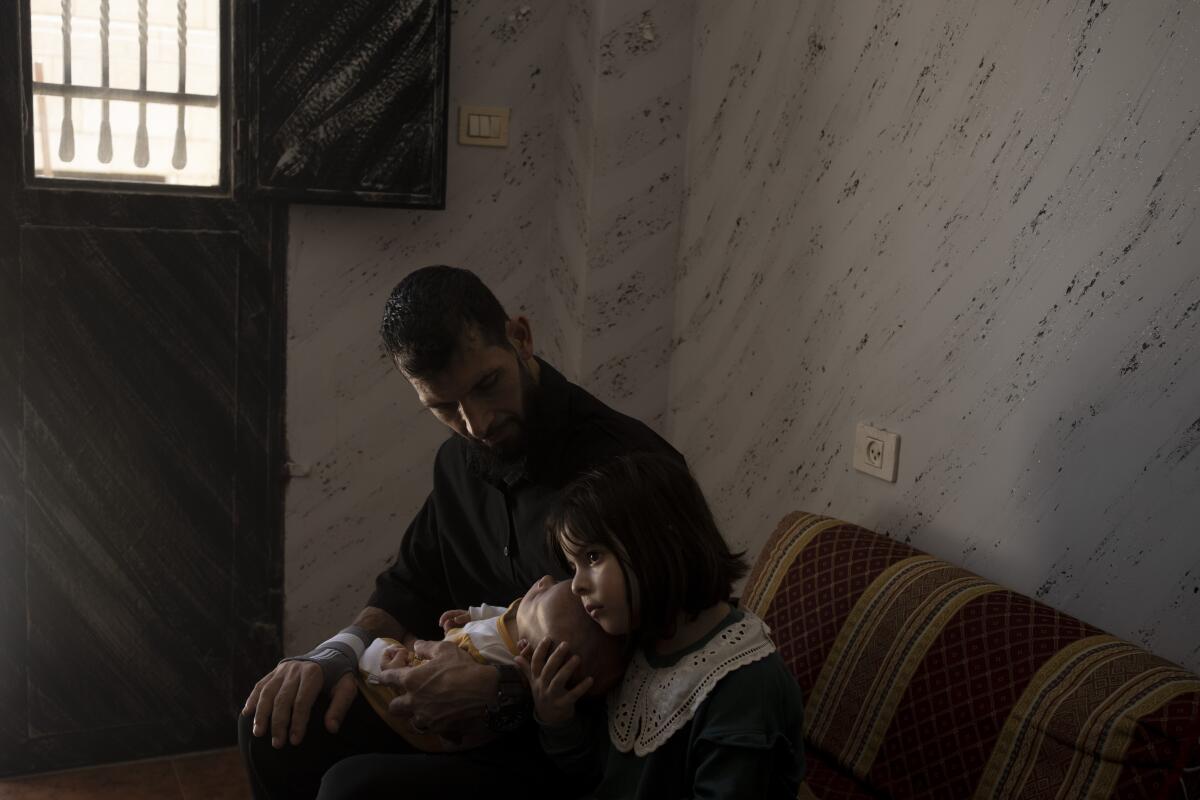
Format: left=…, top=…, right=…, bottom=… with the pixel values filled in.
left=238, top=266, right=679, bottom=798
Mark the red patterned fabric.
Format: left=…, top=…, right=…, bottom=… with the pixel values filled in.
left=801, top=750, right=880, bottom=799
left=742, top=512, right=1200, bottom=800
left=869, top=593, right=1099, bottom=799
left=763, top=518, right=919, bottom=695
left=1112, top=698, right=1200, bottom=799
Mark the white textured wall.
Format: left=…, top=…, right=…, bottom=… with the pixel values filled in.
left=286, top=0, right=1200, bottom=672
left=574, top=0, right=691, bottom=429
left=284, top=0, right=691, bottom=651
left=668, top=0, right=1200, bottom=671
left=546, top=0, right=692, bottom=424
left=285, top=1, right=568, bottom=651
left=544, top=0, right=595, bottom=385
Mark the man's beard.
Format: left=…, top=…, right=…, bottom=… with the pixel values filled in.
left=464, top=358, right=544, bottom=483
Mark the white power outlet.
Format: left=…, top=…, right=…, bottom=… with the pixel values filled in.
left=854, top=423, right=899, bottom=482
left=864, top=436, right=885, bottom=468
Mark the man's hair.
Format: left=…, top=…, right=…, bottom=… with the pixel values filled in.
left=545, top=453, right=748, bottom=645
left=380, top=265, right=510, bottom=378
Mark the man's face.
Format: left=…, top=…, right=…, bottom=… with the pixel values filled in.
left=406, top=322, right=534, bottom=462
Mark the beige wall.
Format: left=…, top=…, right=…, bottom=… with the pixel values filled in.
left=285, top=0, right=1200, bottom=672
left=284, top=0, right=691, bottom=651
left=669, top=0, right=1200, bottom=671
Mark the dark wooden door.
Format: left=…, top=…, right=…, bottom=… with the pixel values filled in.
left=0, top=1, right=284, bottom=777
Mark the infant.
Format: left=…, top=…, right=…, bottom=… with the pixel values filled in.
left=357, top=575, right=626, bottom=751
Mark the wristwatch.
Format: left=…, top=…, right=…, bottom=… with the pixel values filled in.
left=484, top=664, right=531, bottom=732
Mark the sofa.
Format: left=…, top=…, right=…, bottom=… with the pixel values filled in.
left=741, top=512, right=1200, bottom=800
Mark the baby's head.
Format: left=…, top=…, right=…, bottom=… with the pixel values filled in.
left=516, top=575, right=627, bottom=694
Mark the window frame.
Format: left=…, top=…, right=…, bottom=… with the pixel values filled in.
left=17, top=0, right=234, bottom=198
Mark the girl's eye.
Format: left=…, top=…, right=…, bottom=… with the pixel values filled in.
left=585, top=550, right=602, bottom=565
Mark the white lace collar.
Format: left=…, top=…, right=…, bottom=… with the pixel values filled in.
left=608, top=609, right=776, bottom=757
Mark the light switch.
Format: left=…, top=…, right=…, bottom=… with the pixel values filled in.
left=459, top=105, right=510, bottom=147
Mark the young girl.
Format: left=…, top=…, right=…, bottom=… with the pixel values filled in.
left=515, top=453, right=806, bottom=799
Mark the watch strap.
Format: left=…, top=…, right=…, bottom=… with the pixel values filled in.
left=485, top=663, right=531, bottom=732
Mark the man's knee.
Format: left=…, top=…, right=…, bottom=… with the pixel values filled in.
left=237, top=703, right=324, bottom=764
left=237, top=710, right=276, bottom=757
left=317, top=753, right=494, bottom=800
left=315, top=755, right=376, bottom=800
left=237, top=711, right=273, bottom=799
left=237, top=710, right=257, bottom=760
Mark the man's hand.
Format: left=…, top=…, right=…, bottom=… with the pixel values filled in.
left=438, top=609, right=471, bottom=634
left=241, top=663, right=357, bottom=748
left=515, top=638, right=591, bottom=727
left=379, top=639, right=498, bottom=735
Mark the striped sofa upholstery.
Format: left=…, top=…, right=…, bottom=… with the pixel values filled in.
left=741, top=512, right=1200, bottom=800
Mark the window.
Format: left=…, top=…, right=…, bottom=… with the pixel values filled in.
left=27, top=0, right=222, bottom=187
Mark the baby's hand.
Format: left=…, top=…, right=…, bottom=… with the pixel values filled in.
left=438, top=609, right=471, bottom=634
left=380, top=644, right=415, bottom=671
left=515, top=638, right=593, bottom=728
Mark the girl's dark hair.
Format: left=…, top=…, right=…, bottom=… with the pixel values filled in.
left=545, top=452, right=748, bottom=644
left=380, top=265, right=510, bottom=378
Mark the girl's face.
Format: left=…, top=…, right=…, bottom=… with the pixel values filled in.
left=563, top=538, right=631, bottom=636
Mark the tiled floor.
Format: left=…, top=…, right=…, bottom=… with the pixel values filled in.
left=0, top=748, right=252, bottom=800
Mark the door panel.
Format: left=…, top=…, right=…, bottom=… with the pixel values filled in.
left=22, top=227, right=238, bottom=741
left=0, top=218, right=284, bottom=777
left=0, top=0, right=284, bottom=777
left=0, top=107, right=27, bottom=768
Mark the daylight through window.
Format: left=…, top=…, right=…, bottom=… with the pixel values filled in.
left=29, top=0, right=221, bottom=187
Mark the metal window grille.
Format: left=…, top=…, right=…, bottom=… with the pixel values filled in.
left=28, top=0, right=221, bottom=186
